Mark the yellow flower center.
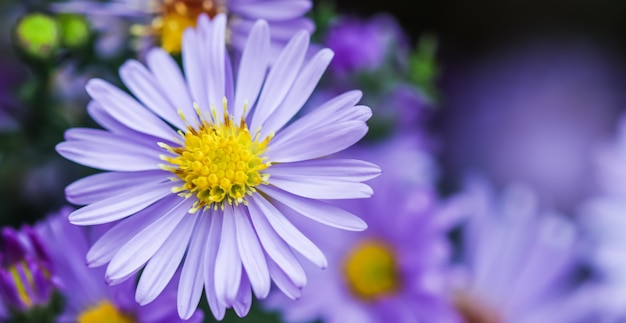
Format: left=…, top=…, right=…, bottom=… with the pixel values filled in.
left=155, top=0, right=227, bottom=53
left=77, top=301, right=135, bottom=323
left=343, top=239, right=399, bottom=301
left=161, top=104, right=272, bottom=212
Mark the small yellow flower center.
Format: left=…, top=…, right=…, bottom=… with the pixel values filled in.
left=77, top=301, right=135, bottom=323
left=343, top=239, right=399, bottom=301
left=161, top=105, right=272, bottom=212
left=155, top=0, right=227, bottom=53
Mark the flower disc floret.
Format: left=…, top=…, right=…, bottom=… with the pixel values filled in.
left=161, top=106, right=272, bottom=212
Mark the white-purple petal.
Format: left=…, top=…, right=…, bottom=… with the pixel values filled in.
left=248, top=195, right=327, bottom=268
left=261, top=48, right=334, bottom=136
left=106, top=198, right=192, bottom=282
left=233, top=206, right=271, bottom=299
left=234, top=19, right=270, bottom=121
left=203, top=211, right=226, bottom=320
left=119, top=60, right=186, bottom=130
left=86, top=78, right=178, bottom=140
left=178, top=211, right=212, bottom=320
left=250, top=30, right=309, bottom=131
left=86, top=195, right=182, bottom=267
left=69, top=181, right=176, bottom=225
left=214, top=206, right=243, bottom=305
left=247, top=198, right=307, bottom=287
left=268, top=120, right=368, bottom=163
left=267, top=159, right=380, bottom=182
left=66, top=170, right=167, bottom=205
left=135, top=213, right=197, bottom=305
left=261, top=185, right=367, bottom=231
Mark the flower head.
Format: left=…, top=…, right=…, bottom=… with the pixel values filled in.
left=37, top=207, right=204, bottom=323
left=0, top=223, right=57, bottom=316
left=325, top=14, right=407, bottom=75
left=56, top=14, right=378, bottom=320
left=451, top=178, right=597, bottom=322
left=266, top=138, right=461, bottom=322
left=53, top=0, right=314, bottom=54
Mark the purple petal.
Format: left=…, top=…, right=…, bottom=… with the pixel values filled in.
left=268, top=175, right=373, bottom=200
left=232, top=274, right=252, bottom=317
left=234, top=20, right=270, bottom=121
left=268, top=120, right=367, bottom=163
left=57, top=130, right=163, bottom=172
left=86, top=195, right=181, bottom=267
left=247, top=199, right=306, bottom=287
left=205, top=14, right=227, bottom=112
left=86, top=78, right=178, bottom=140
left=119, top=60, right=186, bottom=130
left=261, top=49, right=333, bottom=136
left=248, top=195, right=326, bottom=268
left=268, top=260, right=301, bottom=299
left=106, top=198, right=193, bottom=282
left=66, top=170, right=168, bottom=205
left=182, top=28, right=210, bottom=115
left=203, top=211, right=226, bottom=320
left=268, top=159, right=380, bottom=182
left=233, top=206, right=270, bottom=299
left=250, top=30, right=309, bottom=132
left=261, top=185, right=367, bottom=231
left=146, top=48, right=197, bottom=125
left=135, top=213, right=197, bottom=305
left=178, top=211, right=212, bottom=320
left=69, top=181, right=175, bottom=225
left=214, top=206, right=243, bottom=306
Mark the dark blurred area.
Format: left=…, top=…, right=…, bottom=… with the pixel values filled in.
left=324, top=0, right=626, bottom=57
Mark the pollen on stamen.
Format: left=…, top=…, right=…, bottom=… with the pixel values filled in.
left=160, top=100, right=272, bottom=212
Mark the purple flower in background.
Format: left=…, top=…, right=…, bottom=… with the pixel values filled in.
left=577, top=114, right=626, bottom=321
left=325, top=14, right=407, bottom=75
left=442, top=42, right=625, bottom=211
left=265, top=138, right=463, bottom=323
left=0, top=224, right=59, bottom=317
left=53, top=0, right=313, bottom=54
left=37, top=207, right=203, bottom=323
left=56, top=14, right=378, bottom=320
left=450, top=178, right=596, bottom=323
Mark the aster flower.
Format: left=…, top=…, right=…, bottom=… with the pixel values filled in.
left=451, top=178, right=597, bottom=322
left=0, top=224, right=59, bottom=318
left=265, top=137, right=463, bottom=323
left=52, top=0, right=314, bottom=54
left=56, top=14, right=378, bottom=320
left=324, top=14, right=408, bottom=76
left=37, top=207, right=204, bottom=323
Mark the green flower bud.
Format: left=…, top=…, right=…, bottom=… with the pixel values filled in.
left=14, top=13, right=60, bottom=60
left=56, top=14, right=90, bottom=49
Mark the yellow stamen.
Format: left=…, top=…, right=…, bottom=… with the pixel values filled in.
left=78, top=301, right=135, bottom=323
left=161, top=100, right=272, bottom=212
left=343, top=239, right=399, bottom=301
